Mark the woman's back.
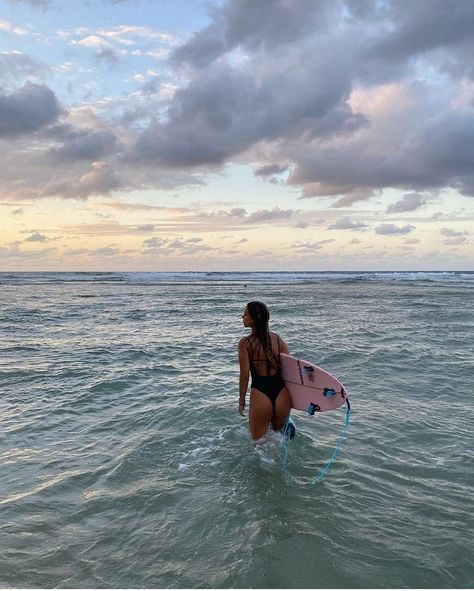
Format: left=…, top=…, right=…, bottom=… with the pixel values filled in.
left=243, top=331, right=282, bottom=377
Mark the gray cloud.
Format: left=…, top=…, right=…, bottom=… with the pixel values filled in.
left=24, top=232, right=48, bottom=242
left=135, top=224, right=156, bottom=232
left=440, top=227, right=469, bottom=238
left=254, top=163, right=289, bottom=178
left=87, top=246, right=121, bottom=257
left=142, top=235, right=217, bottom=256
left=0, top=52, right=49, bottom=87
left=0, top=83, right=60, bottom=136
left=387, top=192, right=426, bottom=213
left=47, top=127, right=119, bottom=161
left=171, top=0, right=335, bottom=69
left=367, top=0, right=474, bottom=78
left=160, top=0, right=474, bottom=199
left=291, top=238, right=335, bottom=253
left=246, top=206, right=295, bottom=223
left=439, top=226, right=470, bottom=245
left=133, top=54, right=365, bottom=167
left=3, top=0, right=474, bottom=207
left=289, top=104, right=474, bottom=200
left=6, top=0, right=50, bottom=8
left=375, top=223, right=415, bottom=235
left=96, top=47, right=121, bottom=64
left=0, top=241, right=56, bottom=260
left=327, top=216, right=367, bottom=230
left=41, top=161, right=121, bottom=199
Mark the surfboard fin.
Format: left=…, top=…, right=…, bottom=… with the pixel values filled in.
left=307, top=403, right=320, bottom=415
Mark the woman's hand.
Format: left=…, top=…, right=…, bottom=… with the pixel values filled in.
left=238, top=400, right=246, bottom=416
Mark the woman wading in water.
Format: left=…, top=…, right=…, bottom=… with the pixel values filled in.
left=238, top=301, right=294, bottom=440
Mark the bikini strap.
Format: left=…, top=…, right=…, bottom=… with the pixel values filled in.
left=243, top=335, right=255, bottom=369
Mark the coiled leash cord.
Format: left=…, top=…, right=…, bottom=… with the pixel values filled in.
left=281, top=398, right=351, bottom=487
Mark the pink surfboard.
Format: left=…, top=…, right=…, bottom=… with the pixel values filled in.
left=280, top=352, right=347, bottom=413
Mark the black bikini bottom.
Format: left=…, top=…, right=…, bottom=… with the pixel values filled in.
left=251, top=372, right=286, bottom=407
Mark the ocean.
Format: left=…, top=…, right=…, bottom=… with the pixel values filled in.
left=1, top=271, right=473, bottom=588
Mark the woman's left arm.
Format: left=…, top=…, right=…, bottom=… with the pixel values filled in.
left=238, top=339, right=250, bottom=415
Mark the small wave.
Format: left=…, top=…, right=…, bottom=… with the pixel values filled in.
left=1, top=270, right=472, bottom=286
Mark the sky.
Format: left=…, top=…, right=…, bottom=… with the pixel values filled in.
left=0, top=0, right=473, bottom=271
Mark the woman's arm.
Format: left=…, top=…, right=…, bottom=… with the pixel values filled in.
left=238, top=339, right=250, bottom=415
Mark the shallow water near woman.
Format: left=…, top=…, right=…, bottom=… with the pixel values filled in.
left=1, top=272, right=473, bottom=588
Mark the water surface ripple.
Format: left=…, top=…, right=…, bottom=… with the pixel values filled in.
left=0, top=273, right=473, bottom=588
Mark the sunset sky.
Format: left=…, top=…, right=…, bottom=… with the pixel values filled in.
left=1, top=0, right=473, bottom=271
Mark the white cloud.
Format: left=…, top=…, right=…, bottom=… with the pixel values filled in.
left=0, top=18, right=30, bottom=36
left=75, top=35, right=113, bottom=49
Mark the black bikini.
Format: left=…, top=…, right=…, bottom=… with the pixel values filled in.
left=245, top=334, right=286, bottom=408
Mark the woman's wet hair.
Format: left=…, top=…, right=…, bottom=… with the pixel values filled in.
left=246, top=301, right=270, bottom=327
left=246, top=301, right=274, bottom=372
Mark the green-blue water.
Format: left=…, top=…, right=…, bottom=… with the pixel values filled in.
left=1, top=272, right=473, bottom=588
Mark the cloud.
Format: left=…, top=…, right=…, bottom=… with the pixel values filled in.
left=24, top=232, right=48, bottom=242
left=61, top=24, right=180, bottom=59
left=147, top=0, right=474, bottom=200
left=87, top=246, right=121, bottom=257
left=332, top=191, right=377, bottom=208
left=46, top=127, right=119, bottom=161
left=440, top=227, right=469, bottom=245
left=64, top=248, right=89, bottom=256
left=171, top=0, right=336, bottom=68
left=132, top=58, right=365, bottom=168
left=41, top=161, right=121, bottom=199
left=96, top=48, right=122, bottom=63
left=246, top=206, right=296, bottom=223
left=254, top=163, right=289, bottom=178
left=0, top=83, right=60, bottom=136
left=75, top=35, right=113, bottom=48
left=135, top=224, right=156, bottom=232
left=0, top=51, right=49, bottom=87
left=0, top=18, right=31, bottom=36
left=327, top=216, right=367, bottom=230
left=375, top=223, right=415, bottom=235
left=387, top=192, right=426, bottom=213
left=441, top=236, right=469, bottom=246
left=142, top=235, right=217, bottom=256
left=6, top=0, right=50, bottom=8
left=4, top=0, right=474, bottom=208
left=440, top=227, right=468, bottom=237
left=291, top=238, right=335, bottom=253
left=0, top=241, right=56, bottom=260
left=367, top=0, right=474, bottom=77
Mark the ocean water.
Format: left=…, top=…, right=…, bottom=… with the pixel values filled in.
left=0, top=271, right=473, bottom=589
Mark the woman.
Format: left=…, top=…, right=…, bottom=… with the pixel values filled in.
left=238, top=301, right=293, bottom=440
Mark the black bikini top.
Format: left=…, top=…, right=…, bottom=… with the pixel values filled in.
left=243, top=333, right=281, bottom=376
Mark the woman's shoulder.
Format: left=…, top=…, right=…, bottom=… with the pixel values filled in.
left=238, top=335, right=252, bottom=348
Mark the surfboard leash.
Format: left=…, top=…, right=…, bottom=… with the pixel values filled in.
left=281, top=397, right=351, bottom=487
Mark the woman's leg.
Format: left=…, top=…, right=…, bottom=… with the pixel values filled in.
left=249, top=388, right=273, bottom=440
left=271, top=387, right=292, bottom=431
